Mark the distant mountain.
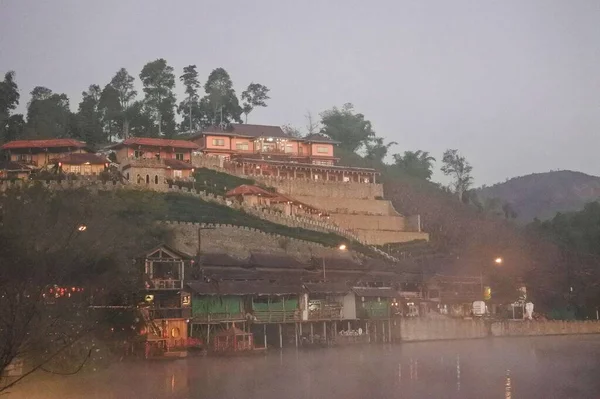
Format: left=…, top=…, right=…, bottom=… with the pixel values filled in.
left=477, top=171, right=600, bottom=223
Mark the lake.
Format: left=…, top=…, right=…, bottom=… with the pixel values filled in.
left=10, top=335, right=600, bottom=398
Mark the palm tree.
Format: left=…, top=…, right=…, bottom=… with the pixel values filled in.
left=364, top=137, right=398, bottom=162
left=392, top=150, right=436, bottom=180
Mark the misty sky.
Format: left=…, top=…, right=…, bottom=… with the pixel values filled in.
left=1, top=0, right=599, bottom=185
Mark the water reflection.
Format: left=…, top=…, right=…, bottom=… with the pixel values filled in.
left=10, top=336, right=600, bottom=399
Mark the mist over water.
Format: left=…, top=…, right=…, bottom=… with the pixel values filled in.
left=11, top=336, right=600, bottom=399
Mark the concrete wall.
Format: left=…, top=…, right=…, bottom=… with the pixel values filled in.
left=394, top=318, right=488, bottom=341
left=490, top=320, right=600, bottom=337
left=355, top=230, right=430, bottom=246
left=330, top=214, right=407, bottom=232
left=255, top=177, right=384, bottom=200
left=295, top=196, right=398, bottom=215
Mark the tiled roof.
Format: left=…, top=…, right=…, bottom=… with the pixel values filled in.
left=225, top=184, right=276, bottom=197
left=56, top=153, right=109, bottom=165
left=1, top=138, right=88, bottom=150
left=304, top=282, right=350, bottom=294
left=303, top=133, right=340, bottom=144
left=117, top=137, right=199, bottom=149
left=0, top=160, right=33, bottom=171
left=202, top=124, right=289, bottom=139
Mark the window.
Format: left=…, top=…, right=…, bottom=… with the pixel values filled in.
left=285, top=144, right=294, bottom=153
left=16, top=154, right=32, bottom=162
left=154, top=175, right=159, bottom=184
left=173, top=170, right=182, bottom=178
left=126, top=173, right=130, bottom=181
left=175, top=153, right=184, bottom=161
left=212, top=138, right=225, bottom=146
left=70, top=165, right=81, bottom=174
left=316, top=145, right=329, bottom=154
left=134, top=150, right=143, bottom=159
left=235, top=142, right=249, bottom=151
left=145, top=175, right=150, bottom=184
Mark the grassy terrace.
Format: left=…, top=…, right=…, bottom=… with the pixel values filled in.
left=116, top=189, right=368, bottom=252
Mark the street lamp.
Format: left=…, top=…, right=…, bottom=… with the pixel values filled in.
left=338, top=244, right=347, bottom=251
left=77, top=225, right=87, bottom=232
left=494, top=257, right=503, bottom=265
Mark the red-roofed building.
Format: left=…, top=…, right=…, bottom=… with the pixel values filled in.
left=0, top=139, right=91, bottom=167
left=55, top=153, right=110, bottom=176
left=110, top=138, right=199, bottom=164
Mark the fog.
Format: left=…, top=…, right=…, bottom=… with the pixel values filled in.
left=9, top=336, right=600, bottom=398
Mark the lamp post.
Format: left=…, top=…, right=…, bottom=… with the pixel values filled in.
left=322, top=244, right=348, bottom=281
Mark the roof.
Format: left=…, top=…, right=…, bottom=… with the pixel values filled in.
left=225, top=184, right=276, bottom=198
left=187, top=281, right=302, bottom=295
left=0, top=160, right=33, bottom=172
left=112, top=138, right=199, bottom=150
left=303, top=133, right=340, bottom=144
left=352, top=287, right=399, bottom=298
left=304, top=282, right=350, bottom=295
left=249, top=253, right=310, bottom=269
left=56, top=153, right=108, bottom=165
left=163, top=159, right=195, bottom=170
left=141, top=244, right=194, bottom=260
left=1, top=138, right=88, bottom=150
left=200, top=253, right=248, bottom=268
left=202, top=124, right=290, bottom=139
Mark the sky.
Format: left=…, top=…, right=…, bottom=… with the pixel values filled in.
left=1, top=0, right=599, bottom=185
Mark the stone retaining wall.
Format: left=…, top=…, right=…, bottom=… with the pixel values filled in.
left=394, top=318, right=488, bottom=341
left=490, top=320, right=600, bottom=337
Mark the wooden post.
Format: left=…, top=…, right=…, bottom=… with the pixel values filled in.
left=264, top=324, right=267, bottom=348
left=207, top=324, right=210, bottom=348
left=366, top=321, right=370, bottom=343
left=279, top=324, right=283, bottom=349
left=323, top=321, right=327, bottom=343
left=295, top=323, right=298, bottom=348
left=347, top=321, right=351, bottom=331
left=388, top=319, right=392, bottom=343
left=310, top=323, right=314, bottom=344
left=374, top=321, right=377, bottom=343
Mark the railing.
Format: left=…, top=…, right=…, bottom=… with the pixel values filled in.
left=356, top=308, right=390, bottom=319
left=399, top=291, right=423, bottom=299
left=192, top=312, right=245, bottom=322
left=147, top=279, right=183, bottom=290
left=252, top=309, right=300, bottom=323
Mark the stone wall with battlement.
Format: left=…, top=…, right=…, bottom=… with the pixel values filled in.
left=252, top=176, right=384, bottom=200
left=0, top=179, right=127, bottom=192
left=355, top=229, right=429, bottom=246
left=164, top=221, right=355, bottom=260
left=329, top=214, right=407, bottom=231
left=294, top=196, right=399, bottom=216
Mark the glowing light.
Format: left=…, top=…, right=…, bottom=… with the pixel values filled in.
left=495, top=257, right=503, bottom=264
left=338, top=244, right=347, bottom=251
left=77, top=225, right=87, bottom=232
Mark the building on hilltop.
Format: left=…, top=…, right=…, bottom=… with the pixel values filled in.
left=109, top=138, right=199, bottom=187
left=53, top=153, right=110, bottom=176
left=0, top=138, right=92, bottom=167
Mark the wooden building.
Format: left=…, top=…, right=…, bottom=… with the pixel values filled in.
left=55, top=153, right=110, bottom=176
left=0, top=138, right=91, bottom=167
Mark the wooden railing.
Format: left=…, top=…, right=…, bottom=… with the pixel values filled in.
left=253, top=309, right=300, bottom=323
left=192, top=312, right=245, bottom=322
left=147, top=279, right=183, bottom=290
left=308, top=305, right=343, bottom=320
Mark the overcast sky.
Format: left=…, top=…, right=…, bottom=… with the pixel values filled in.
left=1, top=0, right=599, bottom=185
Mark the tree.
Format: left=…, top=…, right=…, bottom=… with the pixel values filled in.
left=75, top=84, right=104, bottom=144
left=0, top=71, right=20, bottom=141
left=441, top=149, right=473, bottom=201
left=305, top=111, right=320, bottom=135
left=392, top=150, right=436, bottom=180
left=109, top=68, right=137, bottom=138
left=98, top=84, right=122, bottom=141
left=26, top=87, right=72, bottom=138
left=202, top=68, right=242, bottom=126
left=126, top=100, right=157, bottom=137
left=0, top=186, right=167, bottom=392
left=364, top=137, right=397, bottom=162
left=241, top=82, right=270, bottom=123
left=2, top=114, right=25, bottom=142
left=139, top=59, right=176, bottom=136
left=320, top=103, right=374, bottom=152
left=281, top=124, right=303, bottom=138
left=178, top=65, right=201, bottom=133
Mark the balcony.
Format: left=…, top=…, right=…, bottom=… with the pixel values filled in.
left=145, top=278, right=183, bottom=290
left=149, top=308, right=191, bottom=319
left=253, top=309, right=300, bottom=323
left=192, top=312, right=245, bottom=323
left=308, top=304, right=343, bottom=320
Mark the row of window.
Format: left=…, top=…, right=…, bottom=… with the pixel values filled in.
left=210, top=139, right=329, bottom=154
left=133, top=151, right=185, bottom=161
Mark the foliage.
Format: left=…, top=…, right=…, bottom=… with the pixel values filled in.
left=320, top=103, right=375, bottom=152
left=441, top=149, right=473, bottom=201
left=0, top=71, right=20, bottom=142
left=26, top=87, right=72, bottom=138
left=98, top=84, right=123, bottom=140
left=281, top=124, right=303, bottom=138
left=139, top=59, right=176, bottom=137
left=391, top=150, right=436, bottom=180
left=364, top=137, right=397, bottom=163
left=192, top=167, right=255, bottom=196
left=241, top=82, right=270, bottom=123
left=74, top=84, right=104, bottom=144
left=178, top=65, right=201, bottom=132
left=0, top=186, right=167, bottom=390
left=202, top=68, right=242, bottom=126
left=109, top=68, right=137, bottom=138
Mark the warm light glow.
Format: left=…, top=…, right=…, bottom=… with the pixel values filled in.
left=77, top=225, right=87, bottom=232
left=338, top=244, right=347, bottom=251
left=495, top=257, right=503, bottom=264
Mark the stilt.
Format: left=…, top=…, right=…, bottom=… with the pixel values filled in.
left=388, top=319, right=392, bottom=343
left=347, top=321, right=351, bottom=331
left=333, top=321, right=337, bottom=338
left=374, top=321, right=378, bottom=343
left=279, top=324, right=283, bottom=349
left=264, top=324, right=267, bottom=348
left=366, top=321, right=370, bottom=343
left=207, top=324, right=211, bottom=348
left=295, top=323, right=298, bottom=348
left=323, top=321, right=327, bottom=343
left=310, top=323, right=314, bottom=344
